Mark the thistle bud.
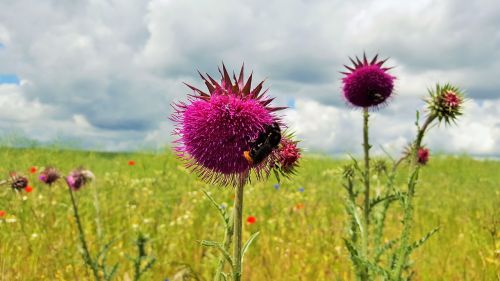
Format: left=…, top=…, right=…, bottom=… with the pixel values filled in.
left=417, top=147, right=430, bottom=165
left=426, top=83, right=465, bottom=125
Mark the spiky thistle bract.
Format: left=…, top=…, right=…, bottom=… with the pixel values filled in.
left=426, top=83, right=465, bottom=125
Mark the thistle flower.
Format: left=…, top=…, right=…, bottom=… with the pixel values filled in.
left=417, top=147, right=430, bottom=165
left=66, top=168, right=94, bottom=191
left=341, top=53, right=396, bottom=108
left=171, top=64, right=287, bottom=187
left=10, top=173, right=29, bottom=190
left=39, top=167, right=60, bottom=186
left=275, top=136, right=301, bottom=174
left=426, top=83, right=465, bottom=125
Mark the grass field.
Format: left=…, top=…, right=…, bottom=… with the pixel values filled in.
left=0, top=147, right=498, bottom=281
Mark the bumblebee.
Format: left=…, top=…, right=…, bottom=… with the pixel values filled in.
left=243, top=122, right=281, bottom=165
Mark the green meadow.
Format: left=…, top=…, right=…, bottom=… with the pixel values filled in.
left=0, top=147, right=498, bottom=281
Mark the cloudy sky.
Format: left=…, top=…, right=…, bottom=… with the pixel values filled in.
left=0, top=0, right=499, bottom=156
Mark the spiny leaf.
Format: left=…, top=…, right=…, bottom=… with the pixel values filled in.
left=374, top=238, right=400, bottom=263
left=202, top=189, right=230, bottom=225
left=241, top=231, right=260, bottom=265
left=407, top=227, right=439, bottom=254
left=199, top=240, right=233, bottom=267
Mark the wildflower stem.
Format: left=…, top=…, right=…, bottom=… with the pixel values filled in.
left=68, top=187, right=101, bottom=281
left=232, top=181, right=245, bottom=281
left=362, top=107, right=371, bottom=280
left=415, top=115, right=436, bottom=155
left=214, top=213, right=234, bottom=281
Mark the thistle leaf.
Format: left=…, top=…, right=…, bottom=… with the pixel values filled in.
left=241, top=231, right=260, bottom=265
left=407, top=227, right=439, bottom=254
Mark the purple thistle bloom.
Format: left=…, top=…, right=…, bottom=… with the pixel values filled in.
left=9, top=173, right=29, bottom=190
left=39, top=166, right=60, bottom=186
left=66, top=168, right=94, bottom=191
left=341, top=53, right=396, bottom=108
left=171, top=64, right=286, bottom=187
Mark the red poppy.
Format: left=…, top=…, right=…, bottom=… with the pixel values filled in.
left=25, top=186, right=33, bottom=193
left=29, top=167, right=37, bottom=174
left=0, top=210, right=5, bottom=217
left=128, top=160, right=136, bottom=166
left=294, top=203, right=305, bottom=210
left=246, top=216, right=256, bottom=224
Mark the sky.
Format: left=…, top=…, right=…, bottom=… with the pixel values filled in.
left=0, top=0, right=499, bottom=156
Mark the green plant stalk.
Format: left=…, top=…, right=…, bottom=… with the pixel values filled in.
left=214, top=213, right=234, bottom=281
left=232, top=181, right=245, bottom=281
left=392, top=168, right=419, bottom=279
left=68, top=187, right=101, bottom=281
left=413, top=115, right=436, bottom=161
left=392, top=113, right=436, bottom=279
left=361, top=108, right=371, bottom=280
left=373, top=172, right=396, bottom=258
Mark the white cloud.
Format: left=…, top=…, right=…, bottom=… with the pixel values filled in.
left=286, top=98, right=500, bottom=157
left=0, top=0, right=498, bottom=155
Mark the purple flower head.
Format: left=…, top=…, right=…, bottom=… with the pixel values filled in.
left=417, top=147, right=430, bottom=165
left=39, top=166, right=60, bottom=186
left=9, top=173, right=29, bottom=190
left=341, top=53, right=396, bottom=108
left=171, top=64, right=286, bottom=187
left=66, top=168, right=94, bottom=191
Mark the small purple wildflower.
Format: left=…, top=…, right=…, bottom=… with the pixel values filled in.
left=274, top=183, right=280, bottom=190
left=417, top=147, right=430, bottom=165
left=171, top=64, right=286, bottom=187
left=66, top=168, right=94, bottom=191
left=9, top=173, right=29, bottom=190
left=298, top=187, right=305, bottom=193
left=341, top=53, right=396, bottom=108
left=38, top=167, right=60, bottom=186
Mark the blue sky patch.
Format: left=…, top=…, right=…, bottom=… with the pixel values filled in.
left=0, top=74, right=20, bottom=85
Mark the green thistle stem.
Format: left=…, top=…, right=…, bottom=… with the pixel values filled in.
left=232, top=181, right=245, bottom=281
left=68, top=187, right=100, bottom=281
left=414, top=115, right=436, bottom=158
left=393, top=113, right=436, bottom=279
left=361, top=107, right=371, bottom=280
left=214, top=212, right=234, bottom=281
